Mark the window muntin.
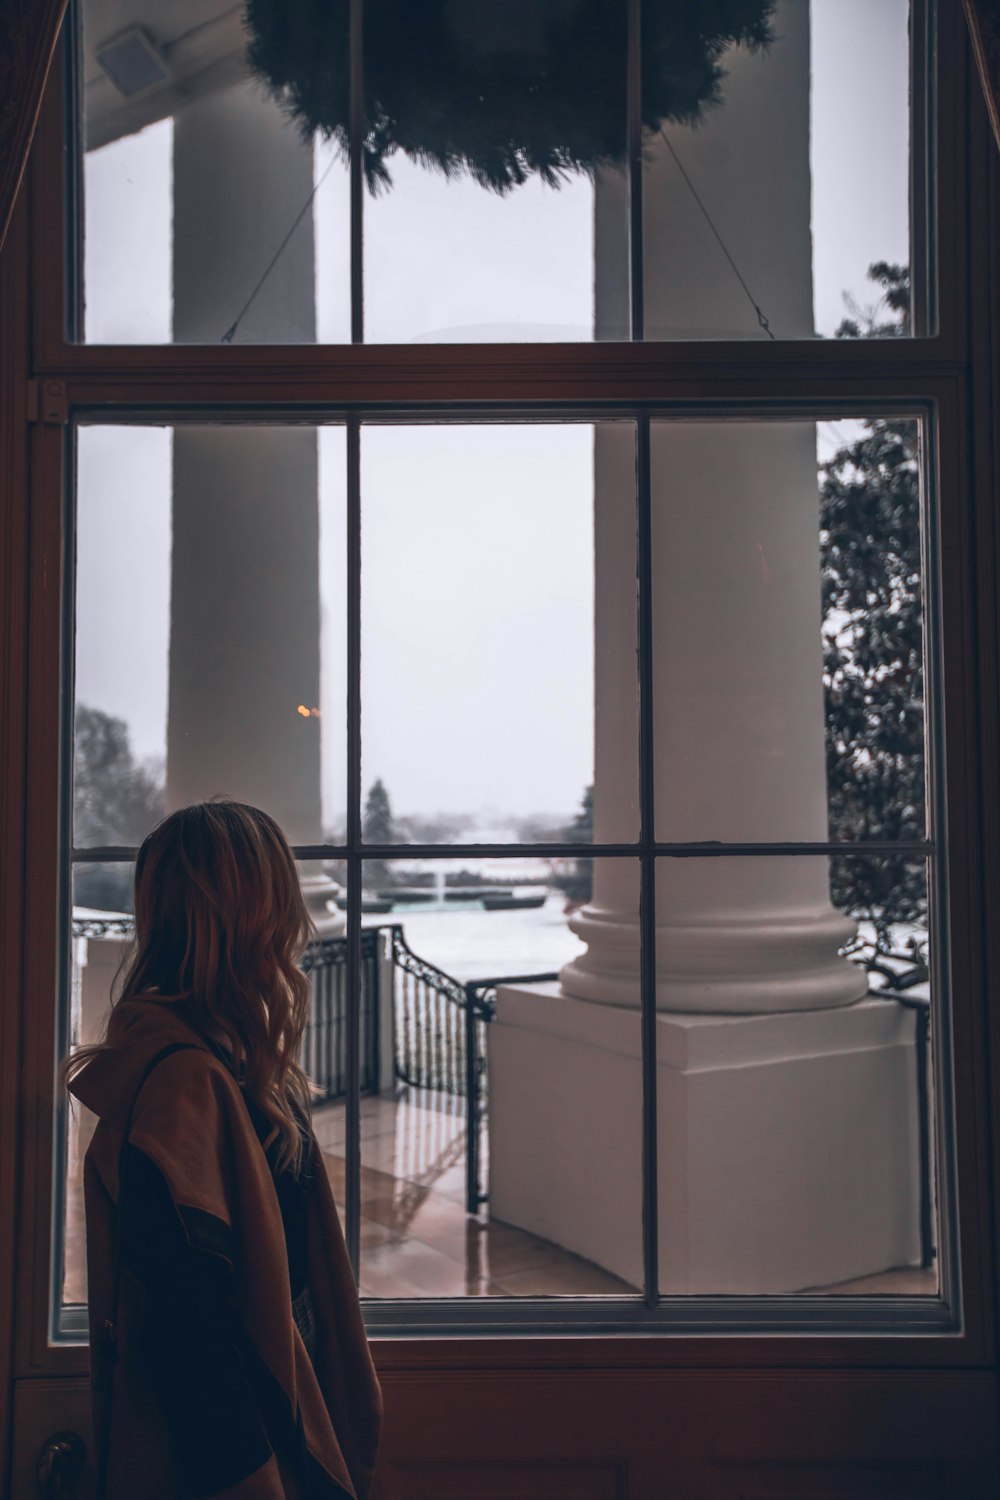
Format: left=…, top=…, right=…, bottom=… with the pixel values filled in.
left=74, top=0, right=924, bottom=346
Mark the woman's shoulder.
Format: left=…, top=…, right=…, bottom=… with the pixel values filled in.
left=129, top=1030, right=245, bottom=1133
left=69, top=998, right=235, bottom=1128
left=125, top=1037, right=255, bottom=1223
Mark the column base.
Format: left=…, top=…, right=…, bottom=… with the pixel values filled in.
left=299, top=866, right=345, bottom=938
left=488, top=983, right=922, bottom=1294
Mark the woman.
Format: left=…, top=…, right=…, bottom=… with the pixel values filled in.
left=65, top=801, right=382, bottom=1500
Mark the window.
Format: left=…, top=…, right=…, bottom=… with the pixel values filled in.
left=47, top=0, right=969, bottom=1340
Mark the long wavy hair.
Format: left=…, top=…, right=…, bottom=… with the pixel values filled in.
left=64, top=801, right=315, bottom=1174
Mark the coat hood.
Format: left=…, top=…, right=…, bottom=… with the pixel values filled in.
left=67, top=998, right=215, bottom=1132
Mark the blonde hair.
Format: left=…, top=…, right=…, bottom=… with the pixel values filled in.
left=65, top=801, right=315, bottom=1174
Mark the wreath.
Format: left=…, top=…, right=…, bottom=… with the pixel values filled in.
left=244, top=0, right=775, bottom=194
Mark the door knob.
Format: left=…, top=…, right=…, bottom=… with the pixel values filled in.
left=36, top=1430, right=87, bottom=1497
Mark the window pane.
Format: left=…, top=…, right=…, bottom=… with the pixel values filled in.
left=76, top=1, right=925, bottom=346
left=79, top=2, right=350, bottom=344
left=650, top=415, right=927, bottom=844
left=362, top=0, right=625, bottom=343
left=361, top=423, right=638, bottom=843
left=652, top=854, right=937, bottom=1296
left=641, top=0, right=916, bottom=341
left=316, top=858, right=642, bottom=1296
left=74, top=424, right=347, bottom=849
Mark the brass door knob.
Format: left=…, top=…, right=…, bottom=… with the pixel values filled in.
left=36, top=1431, right=87, bottom=1497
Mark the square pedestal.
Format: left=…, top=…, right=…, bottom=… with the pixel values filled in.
left=488, top=983, right=922, bottom=1294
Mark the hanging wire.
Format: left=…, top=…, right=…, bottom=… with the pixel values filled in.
left=657, top=127, right=776, bottom=340
left=220, top=148, right=342, bottom=344
left=217, top=121, right=775, bottom=345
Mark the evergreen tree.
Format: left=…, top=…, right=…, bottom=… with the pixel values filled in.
left=74, top=705, right=165, bottom=848
left=821, top=264, right=927, bottom=971
left=362, top=778, right=397, bottom=888
left=362, top=778, right=396, bottom=844
left=246, top=1, right=776, bottom=195
left=552, top=784, right=594, bottom=909
left=73, top=705, right=165, bottom=910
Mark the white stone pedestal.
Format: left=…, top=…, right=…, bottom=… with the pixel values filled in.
left=75, top=930, right=131, bottom=1047
left=489, top=982, right=921, bottom=1294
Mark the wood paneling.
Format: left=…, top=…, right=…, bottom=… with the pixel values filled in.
left=365, top=1368, right=999, bottom=1500
left=12, top=1369, right=996, bottom=1500
left=378, top=1459, right=624, bottom=1500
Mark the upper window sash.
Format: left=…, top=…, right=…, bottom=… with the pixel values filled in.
left=27, top=0, right=974, bottom=378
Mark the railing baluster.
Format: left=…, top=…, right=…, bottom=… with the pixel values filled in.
left=314, top=959, right=320, bottom=1089
left=319, top=958, right=329, bottom=1096
left=434, top=989, right=444, bottom=1094
left=333, top=953, right=343, bottom=1098
left=358, top=937, right=367, bottom=1093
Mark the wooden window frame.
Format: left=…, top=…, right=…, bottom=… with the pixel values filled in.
left=5, top=0, right=1000, bottom=1385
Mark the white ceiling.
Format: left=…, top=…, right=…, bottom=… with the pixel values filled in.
left=82, top=2, right=249, bottom=149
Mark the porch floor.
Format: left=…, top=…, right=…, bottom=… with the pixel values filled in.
left=314, top=1088, right=938, bottom=1300
left=316, top=1088, right=636, bottom=1297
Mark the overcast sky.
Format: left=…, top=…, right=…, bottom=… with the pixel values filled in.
left=75, top=0, right=910, bottom=829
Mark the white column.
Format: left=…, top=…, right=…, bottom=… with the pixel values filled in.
left=490, top=2, right=921, bottom=1291
left=168, top=80, right=341, bottom=932
left=641, top=0, right=814, bottom=344
left=564, top=0, right=861, bottom=1015
left=77, top=930, right=130, bottom=1046
left=561, top=416, right=867, bottom=1014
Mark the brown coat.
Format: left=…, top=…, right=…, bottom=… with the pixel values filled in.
left=68, top=1001, right=382, bottom=1500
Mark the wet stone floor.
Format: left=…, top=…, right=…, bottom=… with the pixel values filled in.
left=62, top=1086, right=935, bottom=1309
left=315, top=1089, right=636, bottom=1298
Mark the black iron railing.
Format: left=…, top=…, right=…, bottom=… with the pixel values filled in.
left=69, top=914, right=382, bottom=1104
left=460, top=971, right=559, bottom=1213
left=889, top=990, right=934, bottom=1270
left=301, top=927, right=381, bottom=1101
left=71, top=914, right=132, bottom=939
left=388, top=925, right=468, bottom=1096
left=376, top=928, right=558, bottom=1212
left=853, top=943, right=935, bottom=1270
